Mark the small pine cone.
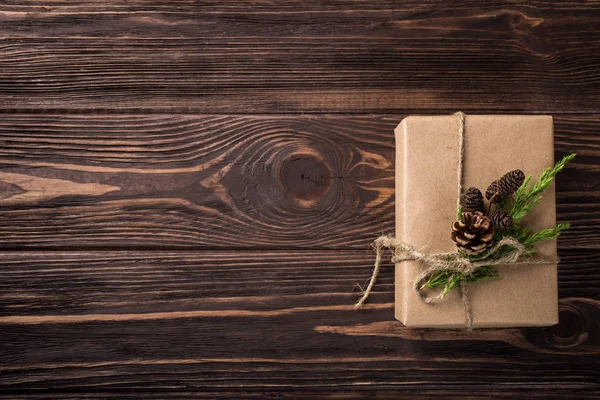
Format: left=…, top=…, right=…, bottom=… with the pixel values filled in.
left=451, top=211, right=495, bottom=255
left=485, top=170, right=525, bottom=203
left=489, top=210, right=513, bottom=231
left=485, top=180, right=501, bottom=203
left=498, top=169, right=525, bottom=195
left=461, top=187, right=485, bottom=213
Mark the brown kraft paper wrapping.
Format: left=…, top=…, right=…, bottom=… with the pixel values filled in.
left=395, top=115, right=558, bottom=328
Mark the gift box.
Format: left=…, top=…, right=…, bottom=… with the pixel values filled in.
left=395, top=115, right=558, bottom=328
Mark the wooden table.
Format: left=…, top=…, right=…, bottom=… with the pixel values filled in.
left=1, top=1, right=599, bottom=398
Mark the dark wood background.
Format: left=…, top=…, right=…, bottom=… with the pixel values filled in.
left=1, top=1, right=599, bottom=398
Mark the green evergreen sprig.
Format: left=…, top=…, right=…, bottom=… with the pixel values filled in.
left=422, top=153, right=576, bottom=296
left=424, top=265, right=499, bottom=297
left=510, top=153, right=576, bottom=222
left=510, top=222, right=571, bottom=253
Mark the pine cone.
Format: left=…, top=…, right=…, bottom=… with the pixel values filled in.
left=489, top=210, right=513, bottom=231
left=485, top=169, right=525, bottom=203
left=451, top=211, right=495, bottom=255
left=485, top=180, right=501, bottom=203
left=461, top=187, right=485, bottom=213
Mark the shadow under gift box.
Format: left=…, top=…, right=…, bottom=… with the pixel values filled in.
left=395, top=115, right=558, bottom=328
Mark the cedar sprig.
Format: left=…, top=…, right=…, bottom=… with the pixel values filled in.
left=510, top=153, right=576, bottom=222
left=423, top=265, right=499, bottom=297
left=511, top=222, right=571, bottom=254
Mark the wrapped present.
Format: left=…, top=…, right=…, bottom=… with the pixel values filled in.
left=394, top=114, right=559, bottom=328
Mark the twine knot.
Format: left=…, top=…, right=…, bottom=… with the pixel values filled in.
left=355, top=235, right=544, bottom=329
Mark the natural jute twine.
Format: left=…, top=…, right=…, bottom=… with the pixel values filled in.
left=354, top=112, right=551, bottom=329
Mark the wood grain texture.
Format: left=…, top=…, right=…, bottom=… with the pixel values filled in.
left=0, top=114, right=597, bottom=250
left=0, top=250, right=598, bottom=398
left=0, top=114, right=394, bottom=249
left=2, top=1, right=600, bottom=398
left=2, top=1, right=600, bottom=112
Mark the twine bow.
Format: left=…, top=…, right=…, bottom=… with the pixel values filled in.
left=354, top=112, right=550, bottom=329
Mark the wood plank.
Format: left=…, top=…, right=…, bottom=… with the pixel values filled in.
left=2, top=394, right=599, bottom=400
left=4, top=0, right=599, bottom=14
left=0, top=250, right=598, bottom=396
left=1, top=1, right=600, bottom=112
left=0, top=114, right=596, bottom=250
left=3, top=394, right=600, bottom=400
left=0, top=114, right=395, bottom=249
